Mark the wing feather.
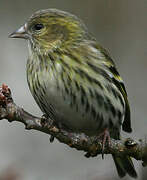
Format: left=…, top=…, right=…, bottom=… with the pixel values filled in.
left=93, top=43, right=132, bottom=132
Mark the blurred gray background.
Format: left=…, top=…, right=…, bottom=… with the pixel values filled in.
left=0, top=0, right=147, bottom=179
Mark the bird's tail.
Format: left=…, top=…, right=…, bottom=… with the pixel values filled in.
left=112, top=154, right=137, bottom=178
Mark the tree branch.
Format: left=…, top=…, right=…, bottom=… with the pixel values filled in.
left=0, top=84, right=147, bottom=166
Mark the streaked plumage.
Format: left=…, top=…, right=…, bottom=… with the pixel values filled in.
left=10, top=9, right=137, bottom=178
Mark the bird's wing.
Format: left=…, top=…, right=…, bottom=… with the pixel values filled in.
left=93, top=43, right=132, bottom=133
left=108, top=64, right=132, bottom=133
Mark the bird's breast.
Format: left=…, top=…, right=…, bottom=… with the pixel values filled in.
left=26, top=54, right=124, bottom=136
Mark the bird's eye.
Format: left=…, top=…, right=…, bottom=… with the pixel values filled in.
left=33, top=24, right=44, bottom=31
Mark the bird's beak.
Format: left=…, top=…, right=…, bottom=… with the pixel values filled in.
left=9, top=24, right=29, bottom=39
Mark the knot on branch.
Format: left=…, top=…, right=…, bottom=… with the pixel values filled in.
left=0, top=84, right=14, bottom=121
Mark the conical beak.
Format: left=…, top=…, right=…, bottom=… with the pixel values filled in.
left=9, top=25, right=29, bottom=39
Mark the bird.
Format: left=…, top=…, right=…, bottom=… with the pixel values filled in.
left=9, top=9, right=137, bottom=178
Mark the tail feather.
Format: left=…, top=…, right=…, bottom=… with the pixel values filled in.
left=112, top=154, right=137, bottom=178
left=112, top=155, right=126, bottom=178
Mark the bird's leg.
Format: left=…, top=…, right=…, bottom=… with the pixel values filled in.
left=96, top=128, right=111, bottom=159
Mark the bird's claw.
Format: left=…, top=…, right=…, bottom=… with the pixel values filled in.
left=41, top=114, right=55, bottom=143
left=41, top=114, right=54, bottom=128
left=49, top=135, right=55, bottom=143
left=95, top=128, right=111, bottom=159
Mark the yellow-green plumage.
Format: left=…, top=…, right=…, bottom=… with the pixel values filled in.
left=10, top=9, right=137, bottom=178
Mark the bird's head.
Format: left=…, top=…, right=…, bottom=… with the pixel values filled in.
left=9, top=9, right=90, bottom=53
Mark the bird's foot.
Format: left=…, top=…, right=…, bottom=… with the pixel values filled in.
left=41, top=114, right=54, bottom=126
left=41, top=114, right=55, bottom=143
left=41, top=114, right=48, bottom=121
left=96, top=128, right=111, bottom=159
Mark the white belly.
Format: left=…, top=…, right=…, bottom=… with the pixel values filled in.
left=42, top=79, right=99, bottom=134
